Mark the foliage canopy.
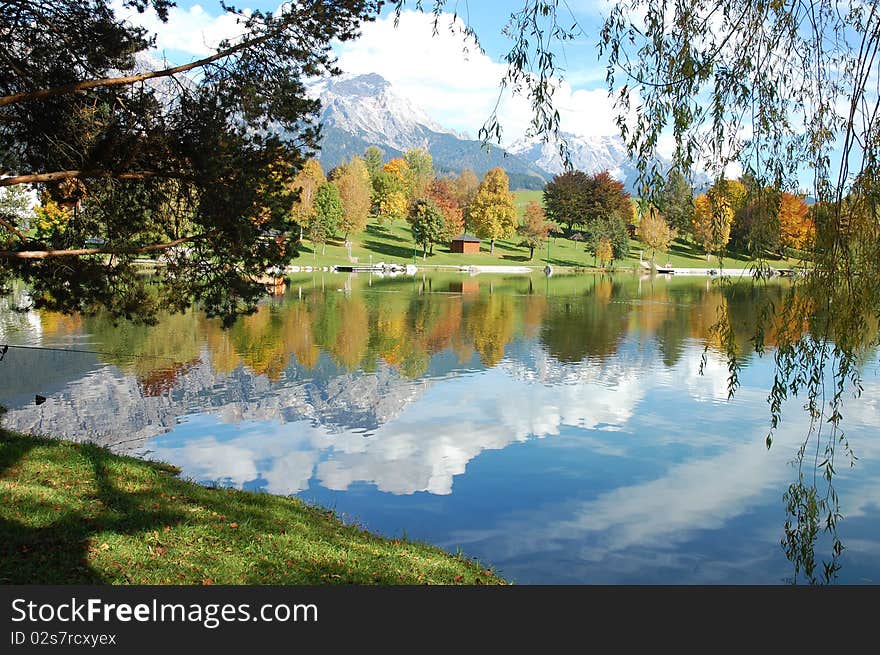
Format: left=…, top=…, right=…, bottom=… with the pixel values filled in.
left=0, top=0, right=379, bottom=324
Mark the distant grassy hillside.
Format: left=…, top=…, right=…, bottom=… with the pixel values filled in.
left=276, top=184, right=801, bottom=272
left=513, top=189, right=544, bottom=217
left=291, top=213, right=798, bottom=272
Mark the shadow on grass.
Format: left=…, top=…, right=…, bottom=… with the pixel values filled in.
left=491, top=241, right=521, bottom=253
left=501, top=253, right=531, bottom=262
left=0, top=434, right=184, bottom=584
left=362, top=239, right=416, bottom=261
left=365, top=224, right=407, bottom=242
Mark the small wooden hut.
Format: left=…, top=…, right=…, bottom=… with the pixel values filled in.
left=450, top=234, right=481, bottom=254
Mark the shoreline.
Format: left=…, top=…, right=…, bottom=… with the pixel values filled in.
left=0, top=429, right=507, bottom=585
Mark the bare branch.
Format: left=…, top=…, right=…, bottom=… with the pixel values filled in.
left=0, top=27, right=278, bottom=108
left=0, top=234, right=205, bottom=259
left=0, top=215, right=27, bottom=241
left=0, top=170, right=160, bottom=186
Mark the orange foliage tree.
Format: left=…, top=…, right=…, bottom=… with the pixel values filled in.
left=778, top=192, right=815, bottom=251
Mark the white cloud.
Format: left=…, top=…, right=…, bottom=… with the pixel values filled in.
left=110, top=1, right=250, bottom=58
left=334, top=11, right=622, bottom=144
left=107, top=3, right=633, bottom=144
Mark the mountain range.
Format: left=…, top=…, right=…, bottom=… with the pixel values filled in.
left=308, top=73, right=658, bottom=192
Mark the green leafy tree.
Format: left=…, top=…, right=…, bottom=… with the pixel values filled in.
left=0, top=0, right=379, bottom=324
left=408, top=198, right=445, bottom=258
left=363, top=146, right=385, bottom=182
left=470, top=167, right=517, bottom=253
left=311, top=182, right=343, bottom=255
left=403, top=148, right=435, bottom=202
left=0, top=185, right=34, bottom=236
left=585, top=214, right=630, bottom=261
left=730, top=192, right=782, bottom=257
left=660, top=170, right=694, bottom=237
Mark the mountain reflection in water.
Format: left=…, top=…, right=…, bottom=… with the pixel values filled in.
left=1, top=272, right=878, bottom=584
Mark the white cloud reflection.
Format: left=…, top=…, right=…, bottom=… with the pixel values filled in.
left=148, top=359, right=648, bottom=496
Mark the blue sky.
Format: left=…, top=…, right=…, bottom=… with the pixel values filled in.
left=109, top=1, right=866, bottom=190
left=113, top=1, right=623, bottom=146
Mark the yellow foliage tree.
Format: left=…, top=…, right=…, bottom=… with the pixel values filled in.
left=33, top=194, right=72, bottom=239
left=290, top=159, right=326, bottom=241
left=692, top=189, right=733, bottom=260
left=470, top=167, right=517, bottom=253
left=595, top=236, right=614, bottom=267
left=638, top=207, right=678, bottom=263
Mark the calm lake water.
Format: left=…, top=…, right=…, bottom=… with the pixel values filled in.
left=1, top=272, right=878, bottom=584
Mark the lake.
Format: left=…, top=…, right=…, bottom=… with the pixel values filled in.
left=1, top=272, right=878, bottom=584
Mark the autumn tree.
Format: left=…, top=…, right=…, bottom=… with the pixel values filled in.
left=517, top=200, right=551, bottom=260
left=638, top=207, right=678, bottom=264
left=470, top=167, right=517, bottom=253
left=778, top=192, right=815, bottom=251
left=290, top=159, right=326, bottom=242
left=595, top=237, right=613, bottom=268
left=587, top=171, right=632, bottom=226
left=716, top=179, right=749, bottom=217
left=371, top=168, right=407, bottom=224
left=0, top=0, right=379, bottom=324
left=331, top=156, right=371, bottom=241
left=454, top=168, right=480, bottom=231
left=371, top=165, right=408, bottom=226
left=310, top=182, right=343, bottom=255
left=692, top=189, right=733, bottom=260
left=543, top=170, right=590, bottom=233
left=428, top=178, right=465, bottom=239
left=408, top=198, right=445, bottom=258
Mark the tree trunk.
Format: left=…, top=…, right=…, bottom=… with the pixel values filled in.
left=490, top=239, right=495, bottom=254
left=529, top=246, right=534, bottom=260
left=322, top=243, right=326, bottom=255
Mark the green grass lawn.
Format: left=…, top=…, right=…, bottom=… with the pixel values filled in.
left=0, top=430, right=506, bottom=585
left=293, top=216, right=798, bottom=272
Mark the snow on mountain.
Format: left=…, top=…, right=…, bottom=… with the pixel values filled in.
left=306, top=73, right=705, bottom=192
left=307, top=73, right=549, bottom=188
left=309, top=73, right=457, bottom=153
left=507, top=131, right=630, bottom=178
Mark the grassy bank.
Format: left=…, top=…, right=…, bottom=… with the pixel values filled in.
left=0, top=430, right=505, bottom=585
left=288, top=190, right=799, bottom=272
